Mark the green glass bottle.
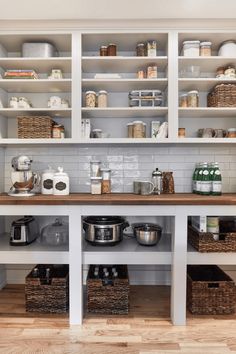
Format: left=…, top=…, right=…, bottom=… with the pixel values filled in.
left=192, top=163, right=199, bottom=194
left=200, top=162, right=211, bottom=195
left=212, top=162, right=222, bottom=196
left=196, top=162, right=204, bottom=194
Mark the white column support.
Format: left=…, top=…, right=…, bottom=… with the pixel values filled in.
left=171, top=208, right=188, bottom=325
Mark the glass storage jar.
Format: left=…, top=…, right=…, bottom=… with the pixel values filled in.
left=107, top=43, right=117, bottom=56
left=133, top=121, right=145, bottom=138
left=147, top=40, right=157, bottom=57
left=97, top=90, right=108, bottom=107
left=228, top=128, right=236, bottom=138
left=182, top=40, right=200, bottom=57
left=90, top=160, right=101, bottom=177
left=85, top=91, right=96, bottom=107
left=90, top=177, right=102, bottom=194
left=187, top=90, right=199, bottom=107
left=101, top=168, right=111, bottom=194
left=127, top=123, right=133, bottom=138
left=147, top=65, right=158, bottom=78
left=136, top=43, right=146, bottom=56
left=180, top=94, right=188, bottom=107
left=40, top=218, right=69, bottom=246
left=200, top=41, right=212, bottom=56
left=100, top=46, right=108, bottom=56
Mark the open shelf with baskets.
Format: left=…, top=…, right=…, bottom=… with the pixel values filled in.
left=0, top=32, right=72, bottom=140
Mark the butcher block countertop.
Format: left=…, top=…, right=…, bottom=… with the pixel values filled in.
left=0, top=193, right=236, bottom=205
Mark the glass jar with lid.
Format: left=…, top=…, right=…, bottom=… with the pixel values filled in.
left=97, top=90, right=108, bottom=107
left=200, top=41, right=212, bottom=56
left=39, top=218, right=69, bottom=246
left=133, top=121, right=145, bottom=138
left=228, top=128, right=236, bottom=138
left=85, top=91, right=96, bottom=107
left=100, top=46, right=108, bottom=56
left=136, top=43, right=146, bottom=56
left=101, top=168, right=111, bottom=194
left=127, top=123, right=133, bottom=138
left=180, top=94, right=188, bottom=107
left=187, top=90, right=199, bottom=107
left=107, top=44, right=117, bottom=56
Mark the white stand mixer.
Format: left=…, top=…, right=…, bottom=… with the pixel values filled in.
left=8, top=155, right=40, bottom=197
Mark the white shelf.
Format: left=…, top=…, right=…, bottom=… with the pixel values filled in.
left=179, top=107, right=236, bottom=118
left=82, top=78, right=168, bottom=91
left=179, top=78, right=236, bottom=91
left=82, top=107, right=168, bottom=118
left=80, top=138, right=170, bottom=144
left=83, top=233, right=172, bottom=265
left=0, top=79, right=71, bottom=93
left=187, top=244, right=236, bottom=265
left=0, top=138, right=76, bottom=145
left=0, top=57, right=72, bottom=72
left=0, top=108, right=72, bottom=118
left=82, top=56, right=168, bottom=73
left=0, top=234, right=69, bottom=264
left=176, top=138, right=236, bottom=143
left=178, top=56, right=236, bottom=72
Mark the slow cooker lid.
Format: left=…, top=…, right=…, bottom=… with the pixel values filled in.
left=84, top=215, right=126, bottom=225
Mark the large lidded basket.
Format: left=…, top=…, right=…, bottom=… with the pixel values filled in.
left=87, top=265, right=129, bottom=314
left=207, top=83, right=236, bottom=107
left=187, top=265, right=235, bottom=315
left=25, top=264, right=69, bottom=313
left=18, top=116, right=54, bottom=139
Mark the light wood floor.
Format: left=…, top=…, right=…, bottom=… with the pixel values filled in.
left=1, top=285, right=236, bottom=354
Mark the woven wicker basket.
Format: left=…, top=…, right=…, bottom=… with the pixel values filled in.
left=188, top=225, right=236, bottom=252
left=187, top=265, right=235, bottom=315
left=87, top=265, right=129, bottom=315
left=18, top=116, right=53, bottom=139
left=207, top=83, right=236, bottom=107
left=25, top=264, right=69, bottom=313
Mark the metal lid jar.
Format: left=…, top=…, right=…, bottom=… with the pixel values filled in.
left=107, top=43, right=117, bottom=56
left=187, top=90, right=199, bottom=107
left=200, top=41, right=212, bottom=56
left=85, top=91, right=96, bottom=108
left=136, top=43, right=146, bottom=56
left=97, top=90, right=108, bottom=107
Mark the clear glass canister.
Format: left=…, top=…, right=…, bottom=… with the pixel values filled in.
left=100, top=46, right=108, bottom=56
left=85, top=91, right=96, bottom=107
left=90, top=160, right=101, bottom=177
left=180, top=94, right=188, bottom=107
left=107, top=43, right=117, bottom=56
left=147, top=40, right=157, bottom=57
left=228, top=128, right=236, bottom=138
left=90, top=177, right=102, bottom=194
left=136, top=43, right=146, bottom=56
left=133, top=121, right=145, bottom=138
left=97, top=90, right=108, bottom=107
left=147, top=65, right=158, bottom=79
left=200, top=41, right=212, bottom=56
left=101, top=168, right=111, bottom=194
left=187, top=90, right=199, bottom=107
left=127, top=123, right=133, bottom=138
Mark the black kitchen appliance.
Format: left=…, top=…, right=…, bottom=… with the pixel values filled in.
left=10, top=216, right=39, bottom=246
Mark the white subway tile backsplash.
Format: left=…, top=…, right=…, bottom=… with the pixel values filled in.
left=2, top=145, right=236, bottom=194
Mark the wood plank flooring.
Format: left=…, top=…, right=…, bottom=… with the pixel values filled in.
left=1, top=285, right=236, bottom=354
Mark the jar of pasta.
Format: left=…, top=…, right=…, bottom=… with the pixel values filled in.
left=187, top=90, right=199, bottom=107
left=133, top=121, right=145, bottom=138
left=97, top=90, right=108, bottom=107
left=85, top=91, right=96, bottom=107
left=200, top=42, right=212, bottom=56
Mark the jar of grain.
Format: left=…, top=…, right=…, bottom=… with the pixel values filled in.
left=133, top=121, right=145, bottom=138
left=187, top=90, right=199, bottom=107
left=100, top=46, right=108, bottom=56
left=136, top=43, right=146, bottom=56
left=200, top=41, right=212, bottom=56
left=107, top=44, right=117, bottom=56
left=228, top=128, right=236, bottom=138
left=147, top=65, right=158, bottom=79
left=180, top=94, right=188, bottom=107
left=97, top=90, right=108, bottom=107
left=127, top=123, right=133, bottom=138
left=85, top=91, right=96, bottom=107
left=178, top=128, right=186, bottom=138
left=101, top=168, right=111, bottom=194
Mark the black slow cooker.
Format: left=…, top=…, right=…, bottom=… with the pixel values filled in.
left=83, top=216, right=129, bottom=245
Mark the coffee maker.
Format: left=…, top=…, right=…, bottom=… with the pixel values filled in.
left=8, top=155, right=40, bottom=197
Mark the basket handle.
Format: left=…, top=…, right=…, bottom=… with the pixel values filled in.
left=208, top=282, right=219, bottom=288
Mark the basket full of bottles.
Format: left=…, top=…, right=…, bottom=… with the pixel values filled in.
left=25, top=264, right=69, bottom=313
left=192, top=162, right=222, bottom=196
left=87, top=265, right=129, bottom=314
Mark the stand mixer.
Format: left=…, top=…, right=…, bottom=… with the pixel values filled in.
left=8, top=155, right=40, bottom=197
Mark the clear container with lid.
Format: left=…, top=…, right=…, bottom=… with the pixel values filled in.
left=133, top=121, right=145, bottom=138
left=187, top=90, right=199, bottom=107
left=90, top=177, right=102, bottom=194
left=136, top=43, right=146, bottom=56
left=127, top=123, right=133, bottom=138
left=107, top=43, right=117, bottom=56
left=39, top=218, right=69, bottom=246
left=101, top=168, right=111, bottom=194
left=85, top=91, right=96, bottom=107
left=228, top=128, right=236, bottom=138
left=90, top=160, right=101, bottom=177
left=180, top=94, right=188, bottom=107
left=100, top=46, right=108, bottom=56
left=97, top=90, right=108, bottom=107
left=182, top=40, right=200, bottom=57
left=200, top=41, right=212, bottom=56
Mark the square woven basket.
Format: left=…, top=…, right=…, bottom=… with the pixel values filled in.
left=18, top=116, right=54, bottom=139
left=207, top=83, right=236, bottom=107
left=87, top=265, right=129, bottom=315
left=188, top=225, right=236, bottom=252
left=187, top=265, right=235, bottom=315
left=25, top=264, right=69, bottom=313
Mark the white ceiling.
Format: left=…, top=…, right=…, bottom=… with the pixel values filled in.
left=1, top=0, right=236, bottom=20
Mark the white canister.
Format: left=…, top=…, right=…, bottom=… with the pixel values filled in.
left=41, top=166, right=55, bottom=195
left=53, top=167, right=69, bottom=195
left=218, top=40, right=236, bottom=57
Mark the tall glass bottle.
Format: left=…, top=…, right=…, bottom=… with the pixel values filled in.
left=200, top=162, right=211, bottom=195
left=196, top=162, right=204, bottom=194
left=211, top=162, right=222, bottom=196
left=192, top=163, right=200, bottom=194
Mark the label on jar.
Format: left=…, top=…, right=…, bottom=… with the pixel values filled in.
left=55, top=181, right=67, bottom=191
left=43, top=179, right=53, bottom=190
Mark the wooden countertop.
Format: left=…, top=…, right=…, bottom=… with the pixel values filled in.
left=0, top=193, right=236, bottom=205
